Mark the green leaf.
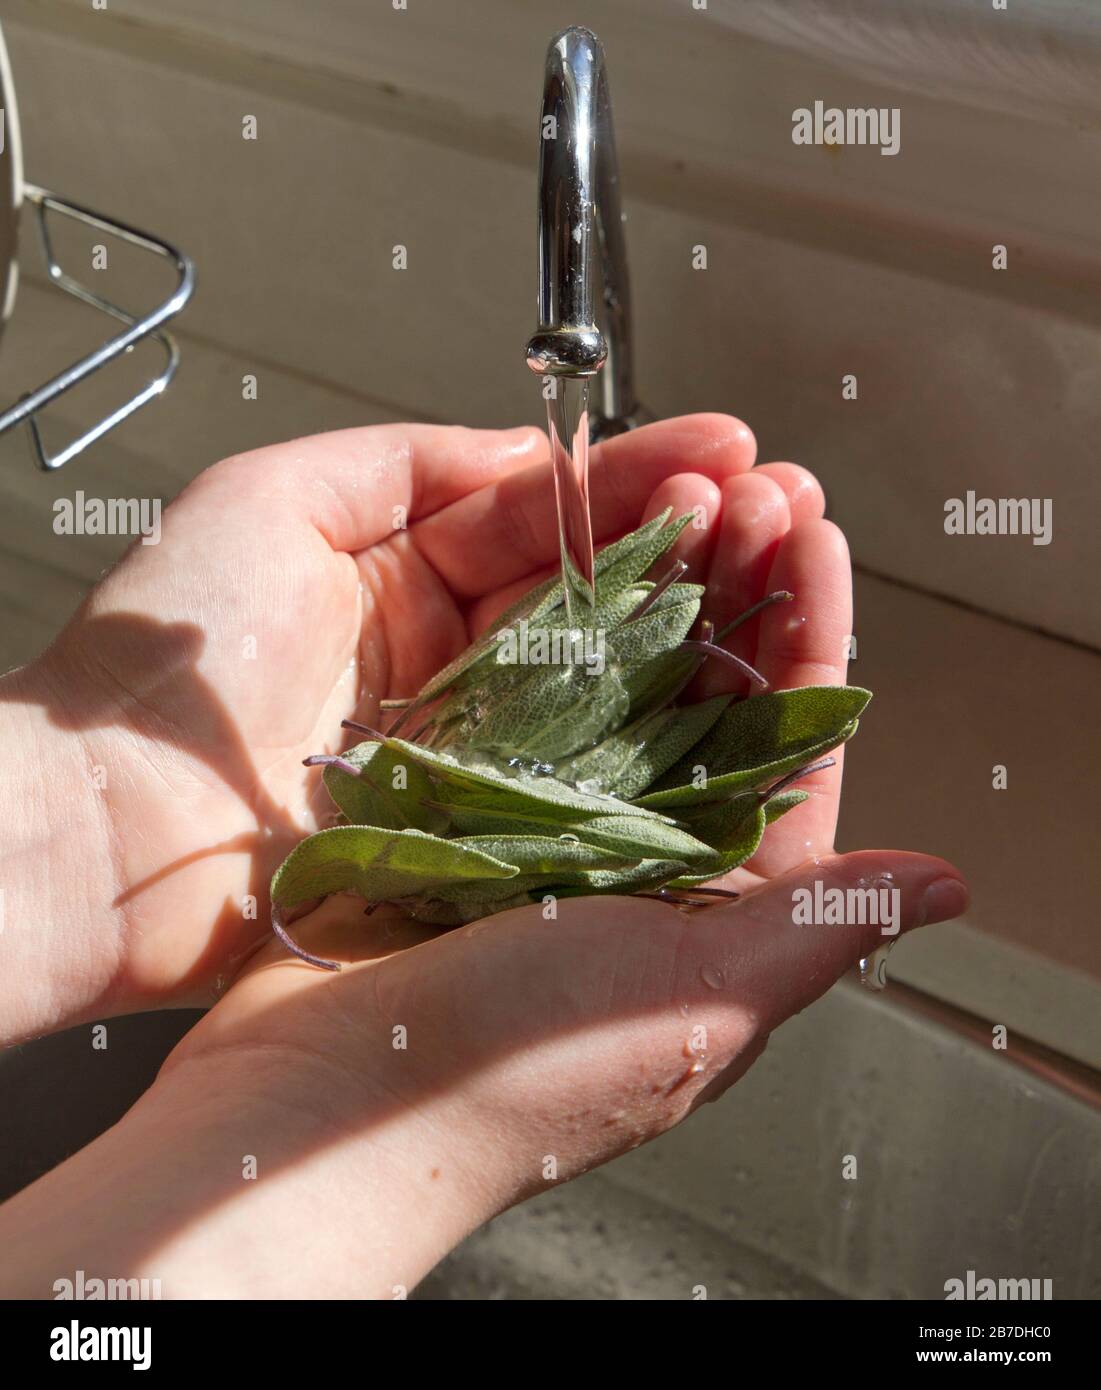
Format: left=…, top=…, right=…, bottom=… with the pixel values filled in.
left=387, top=511, right=691, bottom=737
left=554, top=707, right=674, bottom=796
left=668, top=805, right=766, bottom=886
left=608, top=583, right=702, bottom=667
left=453, top=834, right=636, bottom=876
left=668, top=786, right=809, bottom=887
left=549, top=813, right=713, bottom=862
left=637, top=686, right=870, bottom=808
left=609, top=694, right=732, bottom=799
left=764, top=788, right=810, bottom=824
left=359, top=733, right=685, bottom=825
left=449, top=659, right=631, bottom=761
left=594, top=510, right=693, bottom=601
left=270, top=824, right=517, bottom=912
left=403, top=841, right=689, bottom=925
left=555, top=694, right=731, bottom=800
left=322, top=742, right=449, bottom=833
left=619, top=646, right=701, bottom=718
left=272, top=512, right=874, bottom=958
left=437, top=801, right=714, bottom=863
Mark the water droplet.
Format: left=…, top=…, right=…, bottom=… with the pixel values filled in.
left=699, top=964, right=725, bottom=990
left=559, top=832, right=580, bottom=844
left=859, top=943, right=893, bottom=990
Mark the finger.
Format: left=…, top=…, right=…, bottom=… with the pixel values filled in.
left=688, top=851, right=968, bottom=1104
left=465, top=563, right=559, bottom=639
left=353, top=536, right=469, bottom=699
left=639, top=473, right=723, bottom=583
left=746, top=519, right=854, bottom=870
left=243, top=847, right=964, bottom=1274
left=703, top=851, right=967, bottom=1030
left=694, top=471, right=791, bottom=699
left=414, top=413, right=757, bottom=597
left=192, top=424, right=547, bottom=552
left=752, top=462, right=825, bottom=525
left=275, top=850, right=964, bottom=1184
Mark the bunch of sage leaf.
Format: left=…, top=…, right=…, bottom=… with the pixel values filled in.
left=271, top=510, right=869, bottom=968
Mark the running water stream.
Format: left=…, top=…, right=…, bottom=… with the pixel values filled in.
left=546, top=377, right=595, bottom=627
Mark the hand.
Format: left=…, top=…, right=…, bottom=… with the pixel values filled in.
left=0, top=413, right=968, bottom=1295
left=0, top=857, right=966, bottom=1299
left=0, top=414, right=824, bottom=1036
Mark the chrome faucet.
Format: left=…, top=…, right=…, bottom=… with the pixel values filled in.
left=525, top=27, right=643, bottom=442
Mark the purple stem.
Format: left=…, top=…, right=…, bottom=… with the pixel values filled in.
left=341, top=717, right=388, bottom=741
left=714, top=590, right=794, bottom=642
left=680, top=639, right=768, bottom=689
left=271, top=906, right=342, bottom=972
left=624, top=558, right=689, bottom=624
left=670, top=885, right=741, bottom=900
left=303, top=754, right=362, bottom=778
left=762, top=755, right=837, bottom=801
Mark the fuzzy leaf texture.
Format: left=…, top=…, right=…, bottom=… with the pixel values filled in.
left=271, top=512, right=871, bottom=959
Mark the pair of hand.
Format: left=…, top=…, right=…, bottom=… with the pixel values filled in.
left=0, top=415, right=966, bottom=1297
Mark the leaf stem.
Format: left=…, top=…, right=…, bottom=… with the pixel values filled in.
left=714, top=590, right=794, bottom=642
left=624, top=558, right=689, bottom=624
left=341, top=717, right=388, bottom=741
left=762, top=755, right=837, bottom=801
left=670, top=885, right=741, bottom=900
left=303, top=753, right=362, bottom=778
left=680, top=640, right=768, bottom=689
left=271, top=905, right=342, bottom=971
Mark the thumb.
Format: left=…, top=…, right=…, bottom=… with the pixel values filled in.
left=177, top=849, right=966, bottom=1295
left=375, top=849, right=967, bottom=1208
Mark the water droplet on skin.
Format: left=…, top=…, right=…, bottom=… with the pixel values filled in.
left=859, top=943, right=893, bottom=990
left=699, top=964, right=725, bottom=990
left=679, top=1003, right=690, bottom=1017
left=855, top=871, right=895, bottom=892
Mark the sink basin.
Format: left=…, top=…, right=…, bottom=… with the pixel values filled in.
left=2, top=977, right=1095, bottom=1301
left=419, top=979, right=1101, bottom=1300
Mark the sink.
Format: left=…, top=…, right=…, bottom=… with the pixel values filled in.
left=3, top=978, right=1095, bottom=1301
left=419, top=979, right=1101, bottom=1300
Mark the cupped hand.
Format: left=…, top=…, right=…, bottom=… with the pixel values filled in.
left=17, top=413, right=823, bottom=1018
left=0, top=412, right=969, bottom=1296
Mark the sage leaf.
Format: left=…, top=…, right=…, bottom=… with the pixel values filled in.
left=637, top=686, right=870, bottom=808
left=668, top=786, right=809, bottom=886
left=271, top=824, right=517, bottom=912
left=322, top=741, right=449, bottom=834
left=556, top=694, right=731, bottom=800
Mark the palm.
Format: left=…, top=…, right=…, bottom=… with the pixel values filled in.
left=40, top=417, right=849, bottom=1002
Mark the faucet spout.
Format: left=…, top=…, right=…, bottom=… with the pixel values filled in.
left=525, top=27, right=642, bottom=441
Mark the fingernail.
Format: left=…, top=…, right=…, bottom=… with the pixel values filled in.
left=921, top=876, right=969, bottom=925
